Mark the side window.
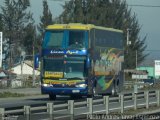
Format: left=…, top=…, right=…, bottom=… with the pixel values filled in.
left=94, top=29, right=123, bottom=49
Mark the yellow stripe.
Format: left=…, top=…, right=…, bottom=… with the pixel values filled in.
left=43, top=79, right=85, bottom=84
left=105, top=73, right=116, bottom=89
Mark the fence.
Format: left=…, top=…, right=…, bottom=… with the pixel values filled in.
left=0, top=75, right=40, bottom=89
left=0, top=89, right=160, bottom=120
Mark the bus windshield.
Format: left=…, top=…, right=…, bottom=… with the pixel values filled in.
left=64, top=59, right=86, bottom=79
left=68, top=31, right=86, bottom=49
left=43, top=30, right=64, bottom=48
left=43, top=30, right=88, bottom=49
left=44, top=59, right=63, bottom=72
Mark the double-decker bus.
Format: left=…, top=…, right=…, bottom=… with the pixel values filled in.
left=40, top=23, right=124, bottom=100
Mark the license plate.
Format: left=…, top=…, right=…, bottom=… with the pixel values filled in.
left=45, top=71, right=63, bottom=78
left=72, top=90, right=80, bottom=93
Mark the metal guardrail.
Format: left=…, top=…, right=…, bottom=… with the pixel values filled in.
left=0, top=89, right=160, bottom=120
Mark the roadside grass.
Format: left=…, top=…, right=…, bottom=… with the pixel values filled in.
left=0, top=92, right=25, bottom=98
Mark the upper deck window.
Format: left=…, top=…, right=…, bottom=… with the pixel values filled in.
left=43, top=30, right=64, bottom=48
left=95, top=29, right=123, bottom=49
left=42, top=30, right=88, bottom=49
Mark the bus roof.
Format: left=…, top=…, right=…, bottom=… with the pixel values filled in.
left=46, top=23, right=123, bottom=33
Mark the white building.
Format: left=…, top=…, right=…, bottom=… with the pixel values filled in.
left=11, top=60, right=40, bottom=75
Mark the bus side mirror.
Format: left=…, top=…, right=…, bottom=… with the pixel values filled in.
left=34, top=54, right=40, bottom=69
left=86, top=57, right=91, bottom=68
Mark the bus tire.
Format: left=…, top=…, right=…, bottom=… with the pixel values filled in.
left=112, top=79, right=120, bottom=96
left=111, top=86, right=116, bottom=96
left=49, top=94, right=56, bottom=100
left=111, top=79, right=119, bottom=96
left=87, top=87, right=95, bottom=98
left=115, top=79, right=120, bottom=93
left=70, top=95, right=82, bottom=99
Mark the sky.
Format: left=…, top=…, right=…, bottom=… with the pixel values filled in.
left=127, top=0, right=160, bottom=51
left=0, top=0, right=160, bottom=51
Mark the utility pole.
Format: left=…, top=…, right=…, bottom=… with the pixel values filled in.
left=0, top=32, right=2, bottom=68
left=21, top=50, right=26, bottom=77
left=127, top=28, right=131, bottom=46
left=126, top=28, right=131, bottom=55
left=32, top=39, right=35, bottom=87
left=136, top=50, right=137, bottom=69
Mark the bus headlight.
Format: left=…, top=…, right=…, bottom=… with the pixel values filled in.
left=42, top=84, right=52, bottom=87
left=75, top=84, right=87, bottom=88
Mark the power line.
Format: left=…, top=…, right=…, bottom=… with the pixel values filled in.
left=128, top=5, right=160, bottom=8
left=50, top=0, right=160, bottom=7
left=50, top=0, right=70, bottom=1
left=145, top=50, right=160, bottom=51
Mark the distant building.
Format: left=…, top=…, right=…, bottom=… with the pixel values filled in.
left=137, top=60, right=160, bottom=79
left=11, top=79, right=23, bottom=88
left=0, top=69, right=17, bottom=88
left=11, top=60, right=40, bottom=75
left=124, top=69, right=148, bottom=81
left=137, top=67, right=154, bottom=78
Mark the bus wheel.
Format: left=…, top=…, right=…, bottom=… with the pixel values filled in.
left=49, top=94, right=56, bottom=100
left=112, top=80, right=119, bottom=96
left=115, top=80, right=120, bottom=94
left=111, top=86, right=116, bottom=96
left=87, top=87, right=95, bottom=98
left=70, top=95, right=82, bottom=99
left=92, top=87, right=96, bottom=97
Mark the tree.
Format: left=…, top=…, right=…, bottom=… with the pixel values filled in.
left=23, top=23, right=36, bottom=55
left=59, top=0, right=87, bottom=23
left=37, top=0, right=53, bottom=50
left=1, top=0, right=34, bottom=67
left=58, top=0, right=147, bottom=69
left=0, top=15, right=3, bottom=31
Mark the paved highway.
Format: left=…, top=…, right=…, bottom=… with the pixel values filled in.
left=0, top=87, right=159, bottom=120
left=0, top=87, right=154, bottom=108
left=0, top=87, right=104, bottom=108
left=3, top=96, right=156, bottom=120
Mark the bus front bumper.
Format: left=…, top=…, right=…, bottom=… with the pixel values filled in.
left=41, top=86, right=88, bottom=95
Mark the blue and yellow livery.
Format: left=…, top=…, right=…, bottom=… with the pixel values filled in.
left=40, top=23, right=124, bottom=99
